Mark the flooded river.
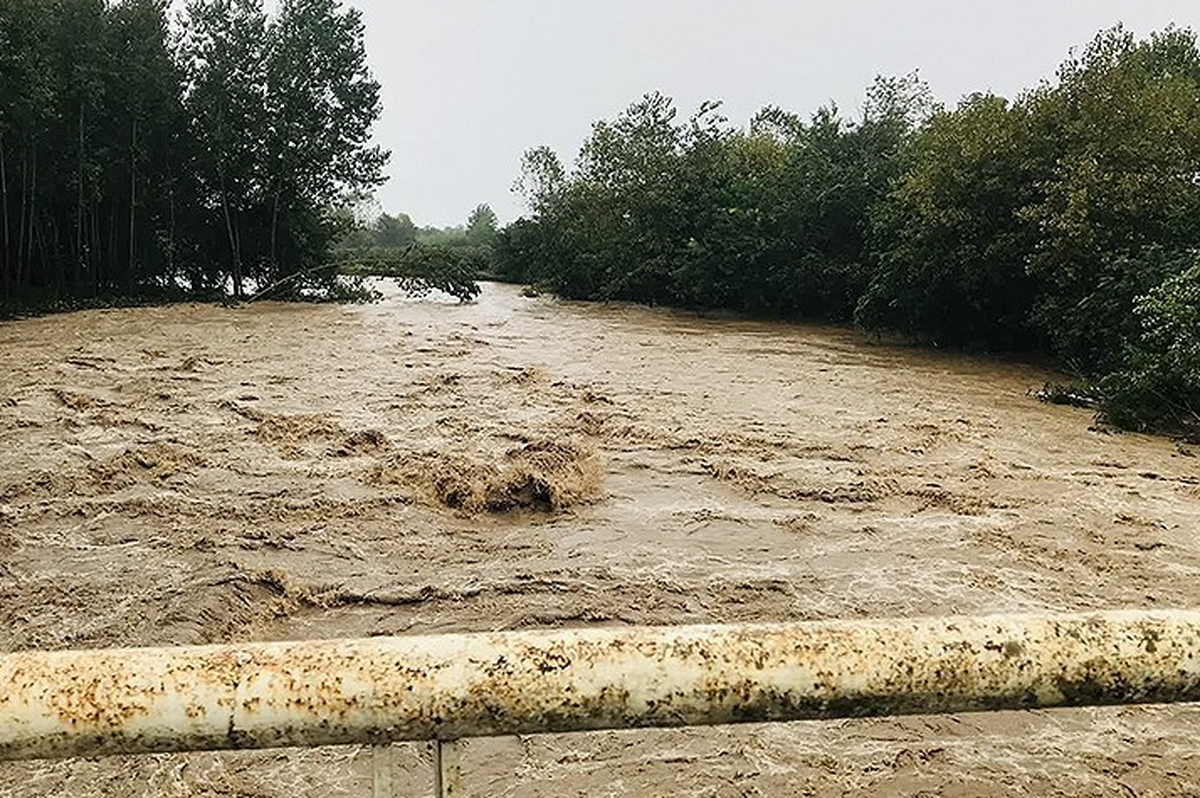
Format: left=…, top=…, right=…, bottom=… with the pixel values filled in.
left=1, top=281, right=1198, bottom=796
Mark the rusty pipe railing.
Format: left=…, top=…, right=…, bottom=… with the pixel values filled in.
left=3, top=611, right=1200, bottom=763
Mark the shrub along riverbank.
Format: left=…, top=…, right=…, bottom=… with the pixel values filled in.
left=492, top=26, right=1200, bottom=440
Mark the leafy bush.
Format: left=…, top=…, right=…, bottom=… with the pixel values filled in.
left=324, top=275, right=384, bottom=304
left=1097, top=257, right=1200, bottom=439
left=337, top=244, right=482, bottom=302
left=857, top=93, right=1043, bottom=349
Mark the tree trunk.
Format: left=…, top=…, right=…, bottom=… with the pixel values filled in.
left=76, top=96, right=86, bottom=292
left=108, top=202, right=117, bottom=291
left=26, top=146, right=36, bottom=286
left=165, top=150, right=176, bottom=281
left=233, top=213, right=244, bottom=293
left=35, top=210, right=50, bottom=285
left=218, top=168, right=244, bottom=299
left=127, top=116, right=137, bottom=295
left=49, top=214, right=63, bottom=289
left=270, top=188, right=281, bottom=279
left=223, top=200, right=243, bottom=299
left=1, top=131, right=10, bottom=302
left=16, top=146, right=27, bottom=291
left=90, top=202, right=101, bottom=294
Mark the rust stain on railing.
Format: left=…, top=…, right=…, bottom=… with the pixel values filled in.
left=2, top=611, right=1199, bottom=762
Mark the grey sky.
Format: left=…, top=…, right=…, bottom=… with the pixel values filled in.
left=353, top=1, right=1196, bottom=227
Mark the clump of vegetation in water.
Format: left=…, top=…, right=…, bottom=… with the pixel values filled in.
left=336, top=245, right=482, bottom=303
left=1095, top=259, right=1200, bottom=441
left=331, top=203, right=503, bottom=301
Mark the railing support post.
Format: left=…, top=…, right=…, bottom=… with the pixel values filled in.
left=433, top=740, right=462, bottom=798
left=372, top=744, right=393, bottom=798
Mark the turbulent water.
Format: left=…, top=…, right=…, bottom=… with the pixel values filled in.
left=1, top=281, right=1198, bottom=796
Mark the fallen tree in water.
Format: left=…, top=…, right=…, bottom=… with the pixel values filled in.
left=333, top=244, right=483, bottom=303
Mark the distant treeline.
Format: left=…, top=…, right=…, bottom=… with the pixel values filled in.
left=494, top=26, right=1200, bottom=439
left=333, top=203, right=499, bottom=300
left=0, top=0, right=386, bottom=309
left=340, top=204, right=499, bottom=252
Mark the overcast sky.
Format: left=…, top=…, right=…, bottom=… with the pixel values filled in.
left=351, top=1, right=1197, bottom=227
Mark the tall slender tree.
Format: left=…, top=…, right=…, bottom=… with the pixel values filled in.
left=180, top=0, right=268, bottom=298
left=264, top=0, right=388, bottom=283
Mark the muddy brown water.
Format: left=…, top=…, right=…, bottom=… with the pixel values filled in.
left=1, top=281, right=1198, bottom=796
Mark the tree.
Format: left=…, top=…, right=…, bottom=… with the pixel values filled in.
left=0, top=0, right=56, bottom=299
left=572, top=91, right=684, bottom=303
left=372, top=212, right=418, bottom=247
left=0, top=0, right=389, bottom=311
left=104, top=0, right=188, bottom=294
left=180, top=0, right=268, bottom=298
left=264, top=0, right=388, bottom=285
left=465, top=203, right=498, bottom=245
left=858, top=92, right=1044, bottom=348
left=671, top=103, right=785, bottom=312
left=1021, top=25, right=1200, bottom=371
left=1098, top=255, right=1200, bottom=438
left=515, top=145, right=565, bottom=215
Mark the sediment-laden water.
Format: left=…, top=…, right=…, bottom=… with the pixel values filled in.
left=1, top=281, right=1197, bottom=796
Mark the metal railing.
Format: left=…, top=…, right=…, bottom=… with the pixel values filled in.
left=4, top=611, right=1200, bottom=795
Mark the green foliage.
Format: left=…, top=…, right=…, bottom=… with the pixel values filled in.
left=1021, top=25, right=1200, bottom=372
left=858, top=93, right=1043, bottom=348
left=490, top=217, right=544, bottom=284
left=514, top=145, right=565, bottom=214
left=465, top=203, right=499, bottom=245
left=323, top=274, right=383, bottom=304
left=0, top=0, right=387, bottom=306
left=499, top=26, right=1200, bottom=437
left=1097, top=256, right=1200, bottom=439
left=339, top=212, right=418, bottom=249
left=501, top=80, right=934, bottom=318
left=374, top=213, right=419, bottom=247
left=338, top=204, right=502, bottom=270
left=861, top=25, right=1200, bottom=375
left=336, top=244, right=482, bottom=303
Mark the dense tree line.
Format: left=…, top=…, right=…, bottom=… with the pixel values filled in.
left=494, top=26, right=1200, bottom=439
left=0, top=0, right=386, bottom=309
